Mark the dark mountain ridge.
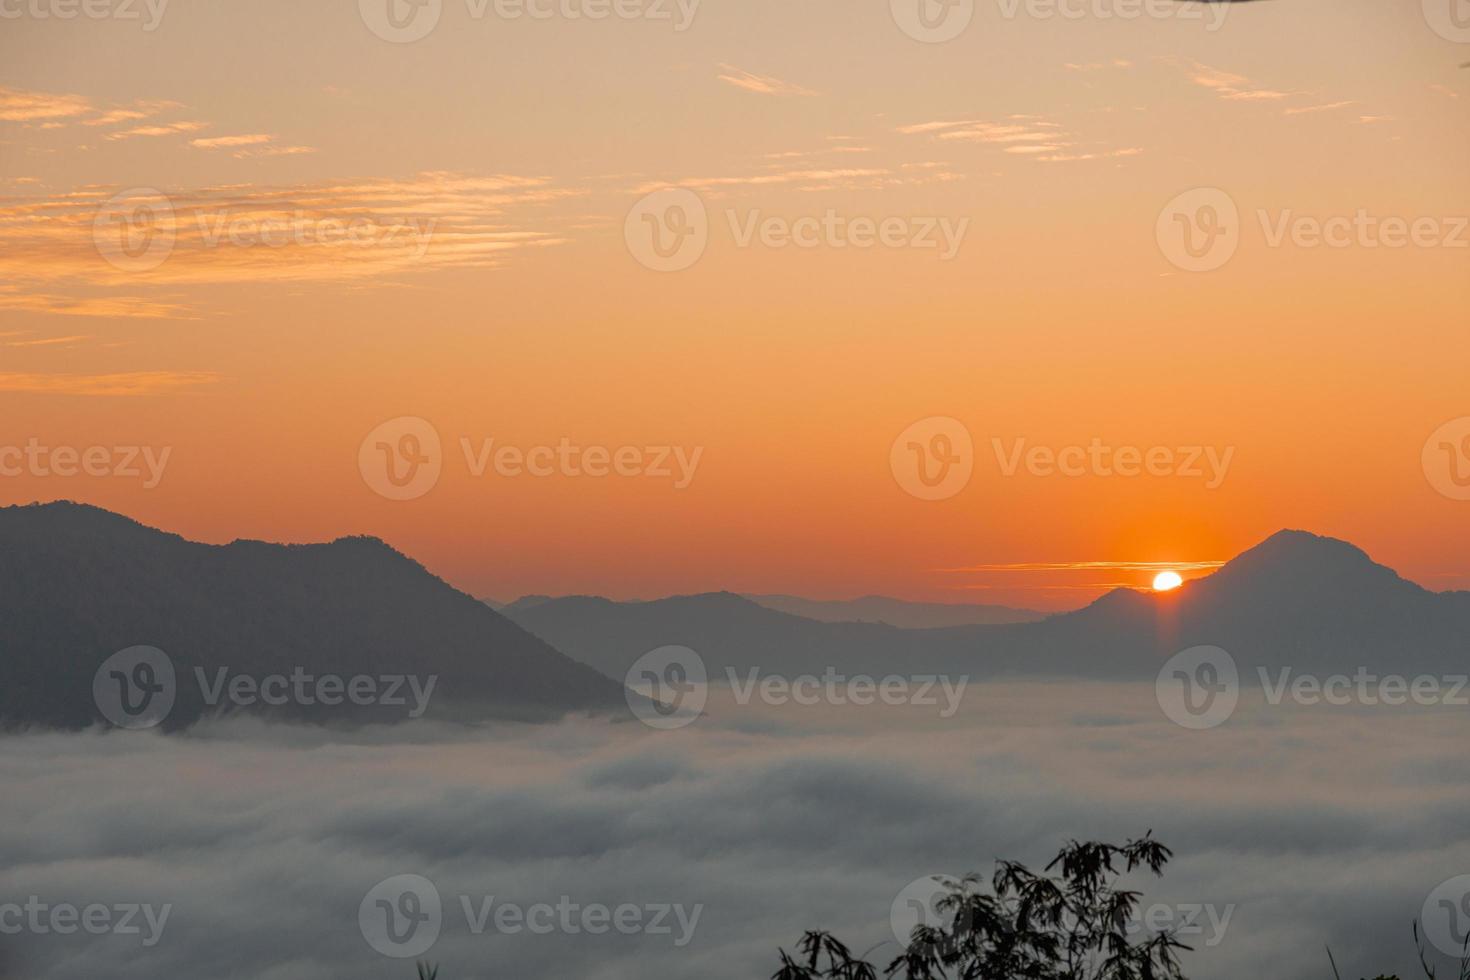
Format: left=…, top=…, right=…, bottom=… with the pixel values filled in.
left=506, top=530, right=1470, bottom=683
left=0, top=501, right=625, bottom=730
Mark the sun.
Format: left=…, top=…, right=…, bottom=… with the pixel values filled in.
left=1152, top=570, right=1184, bottom=592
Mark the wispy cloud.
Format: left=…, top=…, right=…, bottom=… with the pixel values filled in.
left=938, top=560, right=1226, bottom=573
left=0, top=286, right=194, bottom=319
left=716, top=65, right=819, bottom=97
left=81, top=100, right=184, bottom=127
left=190, top=133, right=317, bottom=159
left=0, top=370, right=220, bottom=395
left=898, top=114, right=1139, bottom=164
left=1282, top=100, right=1358, bottom=116
left=0, top=172, right=582, bottom=317
left=1182, top=61, right=1294, bottom=102
left=1064, top=59, right=1133, bottom=72
left=0, top=86, right=92, bottom=123
left=104, top=120, right=210, bottom=141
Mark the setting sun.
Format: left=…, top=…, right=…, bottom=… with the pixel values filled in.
left=1152, top=571, right=1184, bottom=592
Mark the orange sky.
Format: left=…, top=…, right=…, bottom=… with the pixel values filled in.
left=1, top=0, right=1467, bottom=609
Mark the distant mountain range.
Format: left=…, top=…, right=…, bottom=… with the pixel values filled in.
left=504, top=531, right=1470, bottom=684
left=5, top=504, right=1465, bottom=731
left=489, top=593, right=1043, bottom=628
left=0, top=502, right=624, bottom=730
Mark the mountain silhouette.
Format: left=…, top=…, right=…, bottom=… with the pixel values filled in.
left=0, top=502, right=624, bottom=730
left=507, top=530, right=1470, bottom=683
left=740, top=594, right=1043, bottom=628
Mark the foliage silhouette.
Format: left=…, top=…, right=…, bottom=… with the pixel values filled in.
left=771, top=833, right=1189, bottom=980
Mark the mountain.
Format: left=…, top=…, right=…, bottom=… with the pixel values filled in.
left=740, top=594, right=1044, bottom=628
left=0, top=502, right=625, bottom=730
left=504, top=531, right=1470, bottom=684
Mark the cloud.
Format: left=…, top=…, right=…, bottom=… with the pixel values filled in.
left=104, top=121, right=210, bottom=141
left=0, top=687, right=1466, bottom=980
left=0, top=370, right=219, bottom=395
left=189, top=135, right=318, bottom=158
left=190, top=134, right=276, bottom=149
left=82, top=101, right=184, bottom=127
left=0, top=172, right=582, bottom=317
left=716, top=65, right=819, bottom=97
left=0, top=86, right=93, bottom=122
left=1282, top=101, right=1358, bottom=116
left=1064, top=59, right=1133, bottom=72
left=1175, top=61, right=1295, bottom=102
left=897, top=115, right=1137, bottom=164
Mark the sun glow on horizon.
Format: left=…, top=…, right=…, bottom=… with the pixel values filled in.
left=1152, top=571, right=1184, bottom=592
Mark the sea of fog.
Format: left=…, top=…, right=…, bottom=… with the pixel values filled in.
left=2, top=680, right=1468, bottom=980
